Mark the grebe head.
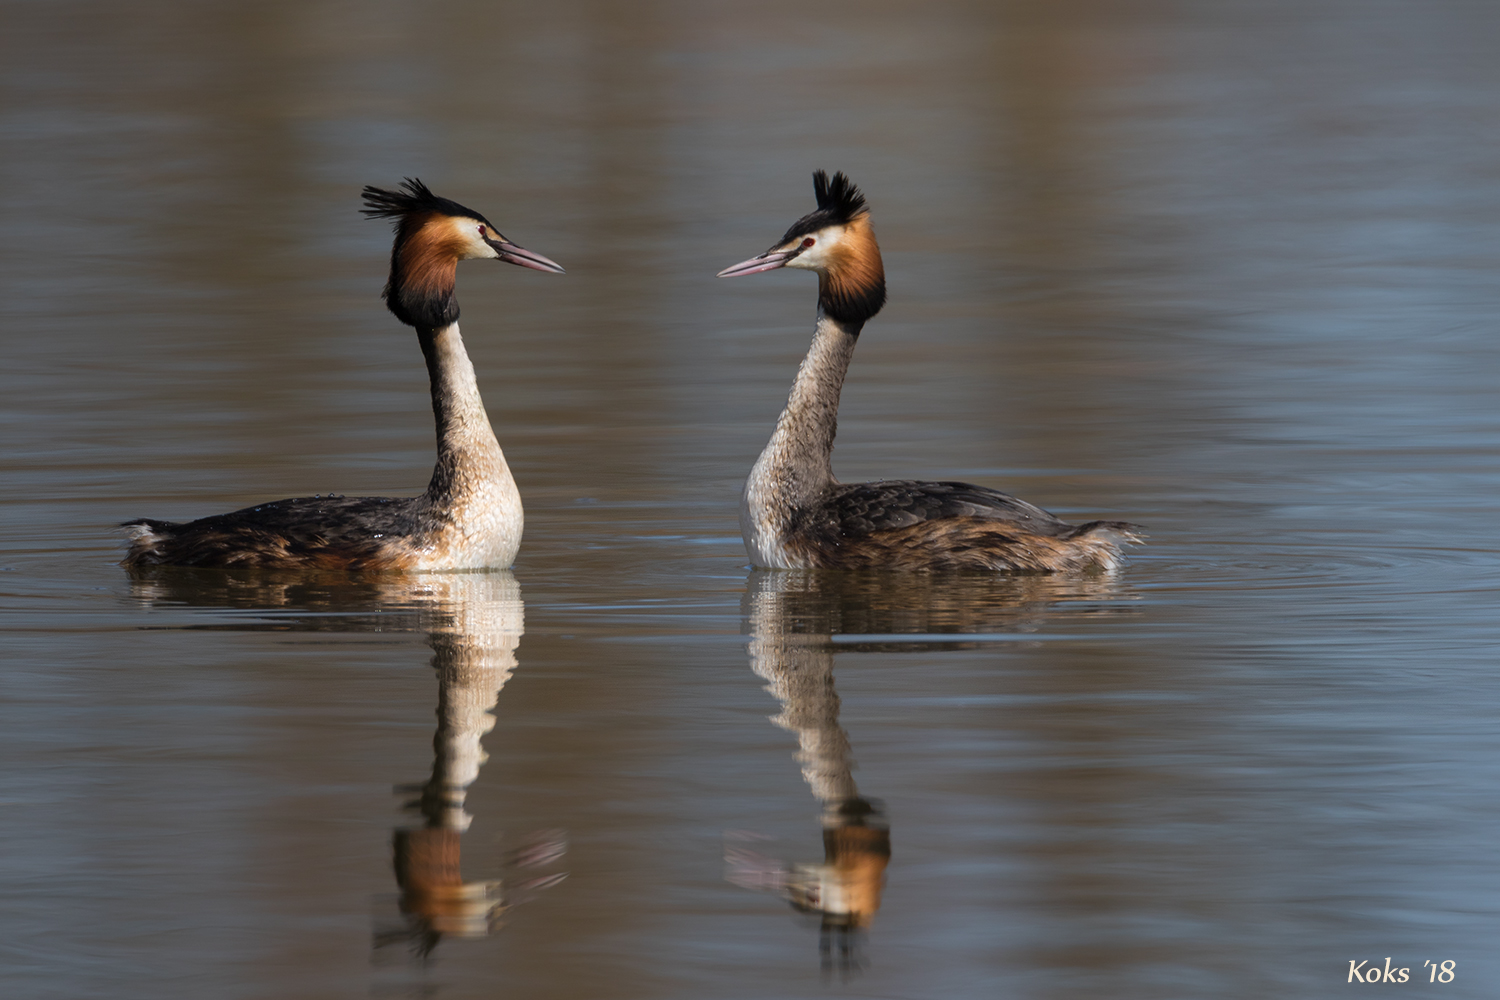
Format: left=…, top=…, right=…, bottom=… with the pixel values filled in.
left=362, top=178, right=564, bottom=329
left=718, top=170, right=886, bottom=326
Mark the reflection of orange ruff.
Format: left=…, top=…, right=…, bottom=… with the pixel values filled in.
left=789, top=824, right=891, bottom=929
left=394, top=827, right=503, bottom=936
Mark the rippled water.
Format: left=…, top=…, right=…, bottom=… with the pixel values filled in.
left=4, top=2, right=1500, bottom=998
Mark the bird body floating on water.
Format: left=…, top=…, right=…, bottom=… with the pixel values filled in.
left=719, top=170, right=1138, bottom=573
left=122, top=179, right=564, bottom=571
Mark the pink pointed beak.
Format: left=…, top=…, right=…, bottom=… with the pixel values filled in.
left=717, top=249, right=796, bottom=277
left=486, top=237, right=566, bottom=274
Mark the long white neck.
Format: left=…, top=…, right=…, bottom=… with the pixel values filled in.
left=741, top=312, right=862, bottom=567
left=420, top=323, right=507, bottom=501
left=413, top=323, right=522, bottom=569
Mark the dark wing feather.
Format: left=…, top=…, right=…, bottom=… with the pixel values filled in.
left=122, top=495, right=426, bottom=568
left=784, top=480, right=1139, bottom=572
left=810, top=480, right=1072, bottom=538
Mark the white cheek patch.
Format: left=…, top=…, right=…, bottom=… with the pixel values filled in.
left=786, top=225, right=846, bottom=270
left=448, top=217, right=496, bottom=260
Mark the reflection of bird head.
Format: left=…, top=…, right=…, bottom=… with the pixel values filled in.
left=391, top=827, right=505, bottom=947
left=785, top=797, right=890, bottom=931
left=385, top=828, right=568, bottom=958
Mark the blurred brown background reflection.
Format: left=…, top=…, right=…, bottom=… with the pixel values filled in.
left=3, top=1, right=1500, bottom=998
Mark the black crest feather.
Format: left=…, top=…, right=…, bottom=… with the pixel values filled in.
left=360, top=178, right=493, bottom=228
left=781, top=170, right=871, bottom=242
left=813, top=170, right=867, bottom=222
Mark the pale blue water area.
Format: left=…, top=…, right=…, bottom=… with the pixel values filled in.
left=3, top=2, right=1499, bottom=998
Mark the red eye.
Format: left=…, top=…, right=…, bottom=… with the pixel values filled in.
left=801, top=238, right=815, bottom=249
left=478, top=225, right=487, bottom=237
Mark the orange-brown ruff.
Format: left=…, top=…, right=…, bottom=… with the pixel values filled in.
left=397, top=217, right=466, bottom=304
left=121, top=178, right=564, bottom=571
left=719, top=170, right=1139, bottom=573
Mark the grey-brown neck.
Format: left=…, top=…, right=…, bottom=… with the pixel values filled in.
left=741, top=312, right=862, bottom=568
left=418, top=323, right=507, bottom=503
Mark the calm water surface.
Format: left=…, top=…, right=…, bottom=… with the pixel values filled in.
left=3, top=2, right=1500, bottom=998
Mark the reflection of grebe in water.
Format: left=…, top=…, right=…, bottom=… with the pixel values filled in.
left=726, top=569, right=1137, bottom=968
left=124, top=569, right=566, bottom=959
left=720, top=171, right=1139, bottom=573
left=726, top=571, right=892, bottom=970
left=382, top=572, right=565, bottom=958
left=121, top=179, right=564, bottom=571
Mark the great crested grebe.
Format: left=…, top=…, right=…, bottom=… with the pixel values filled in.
left=720, top=171, right=1138, bottom=573
left=121, top=179, right=564, bottom=571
